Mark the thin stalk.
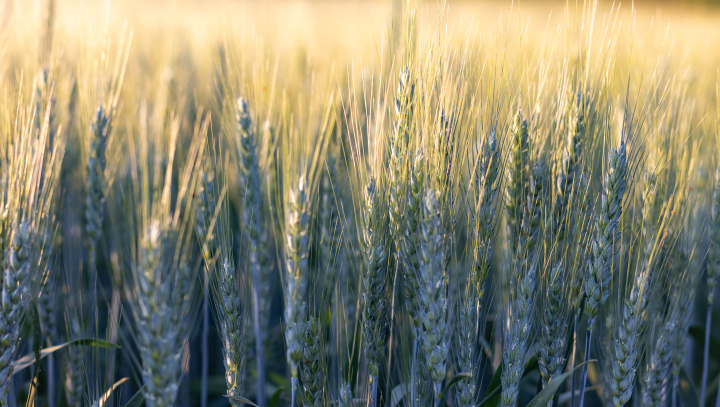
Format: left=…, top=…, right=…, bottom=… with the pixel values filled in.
left=251, top=254, right=266, bottom=407
left=332, top=294, right=339, bottom=400
left=475, top=301, right=482, bottom=405
left=385, top=261, right=399, bottom=397
left=672, top=374, right=678, bottom=407
left=702, top=297, right=714, bottom=406
left=201, top=269, right=209, bottom=407
left=570, top=311, right=579, bottom=407
left=578, top=328, right=593, bottom=407
left=8, top=382, right=14, bottom=407
left=370, top=376, right=378, bottom=407
left=411, top=337, right=418, bottom=407
left=715, top=375, right=720, bottom=407
left=47, top=355, right=54, bottom=407
left=107, top=287, right=120, bottom=390
left=291, top=377, right=298, bottom=407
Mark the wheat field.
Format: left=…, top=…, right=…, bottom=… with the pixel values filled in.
left=0, top=0, right=720, bottom=406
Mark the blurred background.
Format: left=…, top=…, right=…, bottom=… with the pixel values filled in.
left=1, top=0, right=719, bottom=406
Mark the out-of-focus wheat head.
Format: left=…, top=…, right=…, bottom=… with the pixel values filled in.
left=0, top=78, right=63, bottom=402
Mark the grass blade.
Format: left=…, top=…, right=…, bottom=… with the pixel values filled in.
left=525, top=361, right=593, bottom=407
left=225, top=394, right=260, bottom=406
left=14, top=338, right=119, bottom=374
left=267, top=386, right=284, bottom=407
left=436, top=373, right=471, bottom=406
left=123, top=385, right=147, bottom=407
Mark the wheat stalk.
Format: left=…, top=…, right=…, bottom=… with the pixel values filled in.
left=579, top=138, right=627, bottom=407
left=403, top=150, right=424, bottom=330
left=361, top=178, right=388, bottom=407
left=62, top=317, right=86, bottom=406
left=120, top=110, right=206, bottom=407
left=473, top=131, right=500, bottom=309
left=500, top=258, right=538, bottom=407
left=419, top=187, right=447, bottom=405
left=642, top=316, right=674, bottom=406
left=538, top=262, right=567, bottom=393
left=455, top=298, right=476, bottom=407
left=505, top=112, right=529, bottom=254
left=389, top=67, right=414, bottom=245
left=285, top=176, right=309, bottom=407
left=302, top=316, right=323, bottom=407
left=552, top=93, right=584, bottom=244
left=236, top=96, right=267, bottom=407
left=0, top=86, right=62, bottom=404
left=85, top=105, right=111, bottom=288
left=218, top=258, right=245, bottom=405
left=610, top=266, right=648, bottom=407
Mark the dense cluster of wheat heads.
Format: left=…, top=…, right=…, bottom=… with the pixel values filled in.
left=2, top=0, right=720, bottom=406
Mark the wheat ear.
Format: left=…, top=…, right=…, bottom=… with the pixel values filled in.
left=85, top=105, right=110, bottom=291
left=538, top=262, right=567, bottom=394
left=552, top=93, right=584, bottom=243
left=285, top=176, right=309, bottom=407
left=455, top=298, right=477, bottom=407
left=389, top=67, right=414, bottom=245
left=579, top=139, right=628, bottom=407
left=236, top=97, right=267, bottom=407
left=218, top=258, right=245, bottom=405
left=361, top=178, right=388, bottom=407
left=505, top=111, right=529, bottom=254
left=642, top=316, right=674, bottom=406
left=302, top=316, right=323, bottom=407
left=500, top=259, right=538, bottom=407
left=418, top=187, right=448, bottom=405
left=610, top=267, right=649, bottom=407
